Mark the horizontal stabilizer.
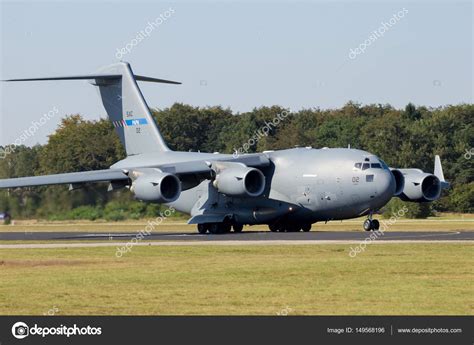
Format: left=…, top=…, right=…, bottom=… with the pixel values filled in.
left=3, top=74, right=121, bottom=82
left=134, top=75, right=181, bottom=84
left=3, top=74, right=181, bottom=84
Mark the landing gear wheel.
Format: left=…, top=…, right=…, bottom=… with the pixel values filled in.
left=363, top=219, right=372, bottom=231
left=233, top=224, right=244, bottom=233
left=372, top=219, right=380, bottom=231
left=287, top=224, right=301, bottom=232
left=197, top=224, right=208, bottom=234
left=209, top=223, right=220, bottom=234
left=269, top=224, right=279, bottom=232
left=221, top=223, right=232, bottom=233
left=302, top=224, right=312, bottom=232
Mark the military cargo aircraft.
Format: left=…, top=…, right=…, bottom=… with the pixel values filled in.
left=0, top=62, right=449, bottom=233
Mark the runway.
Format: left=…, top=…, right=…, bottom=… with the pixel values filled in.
left=1, top=230, right=473, bottom=242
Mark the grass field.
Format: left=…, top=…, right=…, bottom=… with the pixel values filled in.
left=0, top=243, right=472, bottom=315
left=1, top=213, right=473, bottom=233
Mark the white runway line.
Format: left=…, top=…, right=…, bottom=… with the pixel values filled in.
left=0, top=240, right=472, bottom=249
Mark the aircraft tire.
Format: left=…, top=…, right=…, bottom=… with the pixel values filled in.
left=221, top=223, right=232, bottom=233
left=197, top=224, right=208, bottom=234
left=233, top=224, right=244, bottom=233
left=287, top=224, right=301, bottom=232
left=209, top=223, right=220, bottom=234
left=269, top=224, right=279, bottom=232
left=363, top=219, right=372, bottom=231
left=302, top=223, right=312, bottom=232
left=372, top=219, right=380, bottom=231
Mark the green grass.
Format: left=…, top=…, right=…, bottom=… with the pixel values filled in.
left=0, top=244, right=472, bottom=315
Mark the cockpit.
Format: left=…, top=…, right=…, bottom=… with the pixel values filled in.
left=353, top=162, right=383, bottom=170
left=353, top=157, right=389, bottom=171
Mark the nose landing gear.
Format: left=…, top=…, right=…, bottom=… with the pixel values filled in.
left=363, top=214, right=380, bottom=231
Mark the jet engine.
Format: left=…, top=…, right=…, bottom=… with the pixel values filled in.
left=130, top=170, right=181, bottom=203
left=213, top=166, right=265, bottom=197
left=398, top=169, right=442, bottom=202
left=390, top=169, right=405, bottom=196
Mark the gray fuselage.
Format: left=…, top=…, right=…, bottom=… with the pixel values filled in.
left=111, top=147, right=396, bottom=225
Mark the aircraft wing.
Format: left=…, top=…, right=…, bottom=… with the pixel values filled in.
left=0, top=154, right=270, bottom=190
left=0, top=169, right=129, bottom=189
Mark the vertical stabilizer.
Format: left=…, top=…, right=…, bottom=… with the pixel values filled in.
left=4, top=62, right=181, bottom=156
left=93, top=62, right=173, bottom=155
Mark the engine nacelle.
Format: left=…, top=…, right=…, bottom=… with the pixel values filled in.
left=390, top=169, right=405, bottom=196
left=213, top=166, right=265, bottom=197
left=398, top=169, right=442, bottom=202
left=130, top=171, right=181, bottom=203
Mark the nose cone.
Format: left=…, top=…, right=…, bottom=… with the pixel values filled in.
left=377, top=169, right=396, bottom=201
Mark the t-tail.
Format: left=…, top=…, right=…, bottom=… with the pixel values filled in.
left=3, top=62, right=180, bottom=156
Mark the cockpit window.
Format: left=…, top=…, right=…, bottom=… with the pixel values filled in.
left=362, top=163, right=370, bottom=170
left=371, top=163, right=382, bottom=169
left=354, top=163, right=362, bottom=169
left=378, top=159, right=389, bottom=169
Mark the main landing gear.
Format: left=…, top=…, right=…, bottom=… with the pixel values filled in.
left=268, top=222, right=312, bottom=232
left=197, top=222, right=243, bottom=235
left=363, top=214, right=380, bottom=231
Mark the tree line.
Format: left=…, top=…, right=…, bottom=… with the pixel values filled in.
left=0, top=102, right=472, bottom=220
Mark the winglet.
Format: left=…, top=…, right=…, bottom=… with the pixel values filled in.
left=434, top=155, right=450, bottom=189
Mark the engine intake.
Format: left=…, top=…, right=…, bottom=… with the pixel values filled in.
left=131, top=171, right=181, bottom=203
left=399, top=170, right=441, bottom=202
left=213, top=166, right=265, bottom=197
left=390, top=169, right=405, bottom=196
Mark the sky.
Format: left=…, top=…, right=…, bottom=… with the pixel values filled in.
left=0, top=0, right=472, bottom=146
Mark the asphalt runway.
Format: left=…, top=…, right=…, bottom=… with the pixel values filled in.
left=1, top=230, right=473, bottom=242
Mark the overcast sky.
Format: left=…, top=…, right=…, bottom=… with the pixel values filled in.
left=0, top=0, right=472, bottom=146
